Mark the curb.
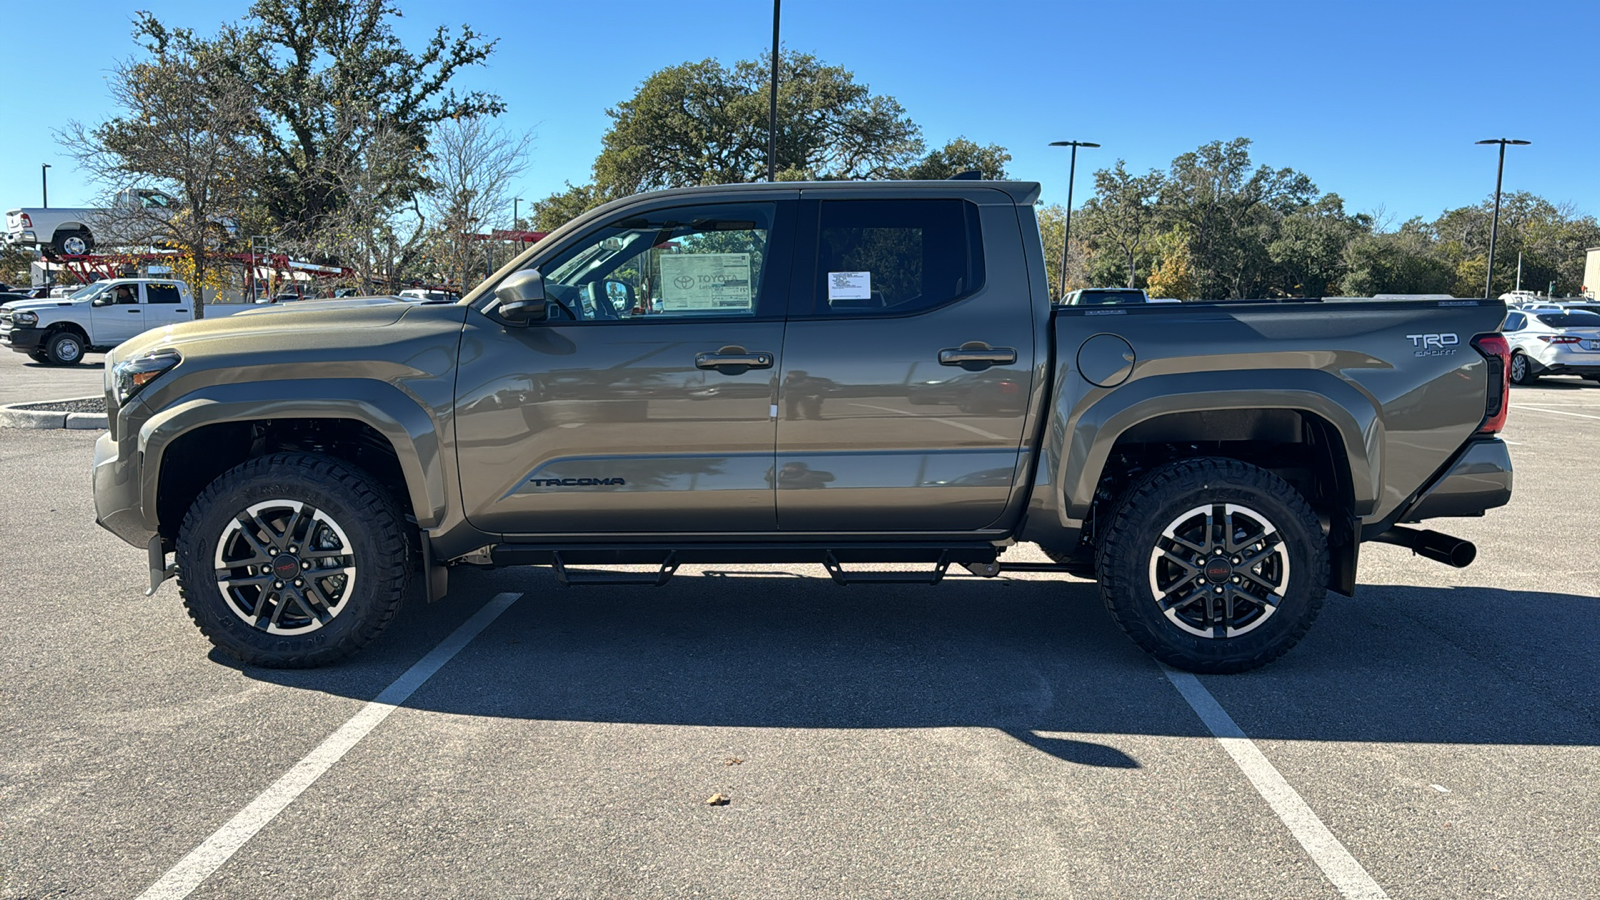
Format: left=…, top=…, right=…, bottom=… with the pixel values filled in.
left=0, top=397, right=108, bottom=431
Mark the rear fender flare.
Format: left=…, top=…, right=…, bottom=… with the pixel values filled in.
left=1057, top=369, right=1382, bottom=524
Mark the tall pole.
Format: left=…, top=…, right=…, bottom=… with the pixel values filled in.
left=1476, top=138, right=1529, bottom=300
left=1049, top=140, right=1099, bottom=301
left=768, top=0, right=780, bottom=182
left=41, top=164, right=50, bottom=208
left=1515, top=251, right=1522, bottom=292
left=513, top=197, right=522, bottom=250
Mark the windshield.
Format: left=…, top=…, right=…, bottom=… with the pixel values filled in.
left=70, top=282, right=110, bottom=300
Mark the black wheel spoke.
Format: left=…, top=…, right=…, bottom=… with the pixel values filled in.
left=229, top=515, right=275, bottom=561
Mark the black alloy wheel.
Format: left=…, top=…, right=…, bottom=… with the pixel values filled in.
left=1096, top=457, right=1328, bottom=673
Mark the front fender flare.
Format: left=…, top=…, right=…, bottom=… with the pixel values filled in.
left=137, top=379, right=446, bottom=531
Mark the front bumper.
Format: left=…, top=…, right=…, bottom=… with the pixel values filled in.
left=94, top=429, right=156, bottom=550
left=2, top=325, right=47, bottom=353
left=1399, top=438, right=1513, bottom=522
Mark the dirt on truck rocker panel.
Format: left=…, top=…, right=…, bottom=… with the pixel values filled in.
left=90, top=179, right=1512, bottom=673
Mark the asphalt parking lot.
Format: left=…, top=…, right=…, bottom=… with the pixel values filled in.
left=2, top=351, right=1597, bottom=899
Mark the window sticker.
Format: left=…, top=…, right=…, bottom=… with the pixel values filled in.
left=828, top=271, right=870, bottom=300
left=659, top=253, right=754, bottom=310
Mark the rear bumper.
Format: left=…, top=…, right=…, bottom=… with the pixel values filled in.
left=1397, top=438, right=1513, bottom=523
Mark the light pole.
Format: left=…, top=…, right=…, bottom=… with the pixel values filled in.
left=768, top=0, right=781, bottom=182
left=512, top=197, right=522, bottom=250
left=1049, top=140, right=1099, bottom=301
left=1475, top=138, right=1530, bottom=299
left=41, top=164, right=50, bottom=208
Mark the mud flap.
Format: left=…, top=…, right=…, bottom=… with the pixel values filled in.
left=146, top=534, right=175, bottom=596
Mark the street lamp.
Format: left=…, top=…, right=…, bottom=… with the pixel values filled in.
left=768, top=0, right=781, bottom=182
left=1049, top=140, right=1099, bottom=301
left=513, top=197, right=522, bottom=250
left=41, top=164, right=50, bottom=208
left=1475, top=138, right=1530, bottom=300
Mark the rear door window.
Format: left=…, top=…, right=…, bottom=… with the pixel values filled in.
left=801, top=198, right=984, bottom=316
left=145, top=283, right=182, bottom=304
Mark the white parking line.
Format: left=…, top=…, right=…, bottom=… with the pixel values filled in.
left=1163, top=668, right=1389, bottom=900
left=1516, top=405, right=1600, bottom=421
left=137, top=591, right=523, bottom=900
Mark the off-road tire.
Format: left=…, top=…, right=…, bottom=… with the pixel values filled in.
left=44, top=331, right=85, bottom=366
left=175, top=452, right=413, bottom=668
left=1096, top=457, right=1327, bottom=673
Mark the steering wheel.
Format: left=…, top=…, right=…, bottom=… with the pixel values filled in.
left=586, top=281, right=621, bottom=320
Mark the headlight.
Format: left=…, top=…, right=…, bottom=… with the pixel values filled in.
left=11, top=311, right=37, bottom=326
left=113, top=349, right=182, bottom=404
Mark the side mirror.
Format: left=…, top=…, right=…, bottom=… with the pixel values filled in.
left=92, top=295, right=112, bottom=307
left=495, top=269, right=548, bottom=324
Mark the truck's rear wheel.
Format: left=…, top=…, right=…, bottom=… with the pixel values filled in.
left=1096, top=458, right=1327, bottom=673
left=54, top=230, right=92, bottom=257
left=175, top=453, right=413, bottom=668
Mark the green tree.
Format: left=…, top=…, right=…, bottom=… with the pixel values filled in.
left=1158, top=138, right=1317, bottom=299
left=529, top=183, right=610, bottom=233
left=594, top=51, right=923, bottom=195
left=896, top=137, right=1011, bottom=180
left=1078, top=161, right=1164, bottom=288
left=1339, top=219, right=1455, bottom=296
left=134, top=0, right=503, bottom=241
left=1267, top=194, right=1371, bottom=296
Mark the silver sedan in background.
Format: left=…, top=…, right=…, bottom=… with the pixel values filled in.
left=1504, top=308, right=1600, bottom=384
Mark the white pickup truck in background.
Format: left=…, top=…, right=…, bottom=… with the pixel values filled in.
left=4, top=188, right=237, bottom=258
left=0, top=278, right=247, bottom=365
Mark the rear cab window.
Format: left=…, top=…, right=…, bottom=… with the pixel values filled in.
left=799, top=198, right=984, bottom=317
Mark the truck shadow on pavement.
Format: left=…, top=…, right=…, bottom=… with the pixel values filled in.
left=230, top=569, right=1599, bottom=768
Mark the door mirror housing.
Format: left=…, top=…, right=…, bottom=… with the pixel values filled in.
left=91, top=294, right=113, bottom=307
left=495, top=269, right=548, bottom=324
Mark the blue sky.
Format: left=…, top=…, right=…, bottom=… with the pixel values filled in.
left=3, top=0, right=1594, bottom=226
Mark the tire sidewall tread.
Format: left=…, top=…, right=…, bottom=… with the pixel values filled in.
left=175, top=452, right=412, bottom=668
left=1096, top=457, right=1328, bottom=674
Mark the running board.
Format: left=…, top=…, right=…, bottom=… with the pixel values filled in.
left=486, top=542, right=1001, bottom=588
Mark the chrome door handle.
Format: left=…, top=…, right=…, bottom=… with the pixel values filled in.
left=696, top=349, right=774, bottom=370
left=939, top=343, right=1017, bottom=367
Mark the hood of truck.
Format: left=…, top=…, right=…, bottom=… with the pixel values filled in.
left=2, top=298, right=85, bottom=315
left=111, top=297, right=420, bottom=362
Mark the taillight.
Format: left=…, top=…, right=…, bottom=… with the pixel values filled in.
left=19, top=213, right=31, bottom=227
left=1537, top=335, right=1580, bottom=344
left=1471, top=333, right=1510, bottom=434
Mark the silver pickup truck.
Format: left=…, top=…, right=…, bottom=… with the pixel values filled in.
left=91, top=180, right=1513, bottom=673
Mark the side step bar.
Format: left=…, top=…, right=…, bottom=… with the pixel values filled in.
left=1371, top=526, right=1477, bottom=568
left=485, top=542, right=1004, bottom=587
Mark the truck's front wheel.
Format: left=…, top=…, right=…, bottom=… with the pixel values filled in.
left=44, top=331, right=85, bottom=366
left=174, top=453, right=413, bottom=668
left=1096, top=458, right=1327, bottom=673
